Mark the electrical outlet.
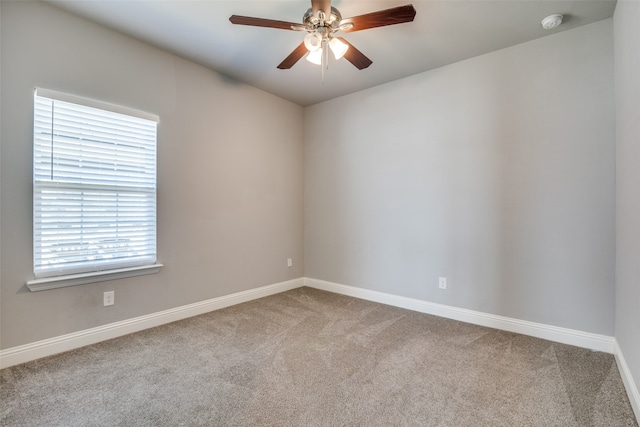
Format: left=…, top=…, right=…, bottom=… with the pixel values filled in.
left=287, top=258, right=293, bottom=267
left=103, top=291, right=115, bottom=306
left=439, top=277, right=447, bottom=290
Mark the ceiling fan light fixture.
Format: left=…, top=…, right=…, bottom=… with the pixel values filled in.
left=329, top=37, right=348, bottom=60
left=304, top=32, right=323, bottom=51
left=306, top=48, right=323, bottom=65
left=230, top=3, right=417, bottom=72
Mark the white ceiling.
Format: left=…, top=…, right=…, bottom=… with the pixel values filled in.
left=46, top=0, right=616, bottom=106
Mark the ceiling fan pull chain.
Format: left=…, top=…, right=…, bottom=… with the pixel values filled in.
left=321, top=38, right=329, bottom=83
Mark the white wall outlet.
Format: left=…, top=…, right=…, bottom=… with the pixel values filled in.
left=439, top=277, right=447, bottom=290
left=287, top=258, right=293, bottom=267
left=103, top=291, right=115, bottom=306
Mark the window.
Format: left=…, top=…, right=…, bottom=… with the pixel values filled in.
left=27, top=89, right=161, bottom=291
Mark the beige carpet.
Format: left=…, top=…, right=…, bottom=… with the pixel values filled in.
left=1, top=287, right=638, bottom=426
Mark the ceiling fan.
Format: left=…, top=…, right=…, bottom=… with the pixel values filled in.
left=229, top=1, right=416, bottom=71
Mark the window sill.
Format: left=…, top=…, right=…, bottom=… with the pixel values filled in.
left=26, top=264, right=163, bottom=292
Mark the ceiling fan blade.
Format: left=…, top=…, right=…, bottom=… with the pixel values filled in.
left=337, top=38, right=372, bottom=70
left=277, top=42, right=308, bottom=69
left=341, top=5, right=416, bottom=32
left=311, top=0, right=332, bottom=17
left=229, top=15, right=300, bottom=31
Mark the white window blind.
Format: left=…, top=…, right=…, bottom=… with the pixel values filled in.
left=33, top=89, right=158, bottom=279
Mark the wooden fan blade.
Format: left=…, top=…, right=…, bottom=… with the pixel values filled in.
left=311, top=0, right=332, bottom=17
left=341, top=5, right=416, bottom=32
left=277, top=42, right=308, bottom=69
left=337, top=38, right=372, bottom=70
left=229, top=15, right=300, bottom=31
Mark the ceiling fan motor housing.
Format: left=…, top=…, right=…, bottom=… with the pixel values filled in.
left=303, top=6, right=343, bottom=31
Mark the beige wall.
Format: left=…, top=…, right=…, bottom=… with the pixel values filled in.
left=0, top=1, right=304, bottom=349
left=614, top=0, right=640, bottom=415
left=304, top=19, right=615, bottom=335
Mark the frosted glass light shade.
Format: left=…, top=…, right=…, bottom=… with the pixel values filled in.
left=306, top=49, right=323, bottom=65
left=304, top=33, right=322, bottom=52
left=329, top=38, right=349, bottom=60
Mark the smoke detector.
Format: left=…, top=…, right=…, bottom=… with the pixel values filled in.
left=541, top=14, right=563, bottom=30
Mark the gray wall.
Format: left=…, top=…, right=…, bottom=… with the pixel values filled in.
left=614, top=0, right=640, bottom=405
left=0, top=1, right=624, bottom=354
left=305, top=19, right=615, bottom=335
left=0, top=1, right=304, bottom=349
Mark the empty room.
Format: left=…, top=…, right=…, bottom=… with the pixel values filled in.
left=1, top=0, right=639, bottom=425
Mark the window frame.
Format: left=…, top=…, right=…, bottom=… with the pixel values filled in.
left=26, top=89, right=162, bottom=292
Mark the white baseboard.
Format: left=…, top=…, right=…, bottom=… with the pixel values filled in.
left=0, top=277, right=304, bottom=369
left=0, top=276, right=617, bottom=368
left=3, top=275, right=636, bottom=422
left=614, top=340, right=640, bottom=422
left=304, top=277, right=615, bottom=353
left=3, top=275, right=636, bottom=421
